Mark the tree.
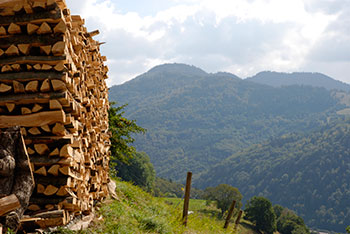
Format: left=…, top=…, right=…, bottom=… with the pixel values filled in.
left=346, top=225, right=350, bottom=233
left=244, top=196, right=276, bottom=234
left=108, top=102, right=146, bottom=171
left=204, top=184, right=242, bottom=216
left=273, top=204, right=284, bottom=219
left=115, top=152, right=155, bottom=192
left=276, top=208, right=309, bottom=234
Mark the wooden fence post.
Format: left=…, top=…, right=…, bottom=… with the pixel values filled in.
left=223, top=200, right=236, bottom=229
left=235, top=210, right=243, bottom=225
left=182, top=172, right=192, bottom=226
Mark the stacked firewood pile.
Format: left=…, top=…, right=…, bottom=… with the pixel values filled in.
left=0, top=0, right=110, bottom=228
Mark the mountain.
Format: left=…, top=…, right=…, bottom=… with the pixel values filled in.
left=109, top=63, right=346, bottom=181
left=246, top=71, right=350, bottom=92
left=195, top=121, right=350, bottom=232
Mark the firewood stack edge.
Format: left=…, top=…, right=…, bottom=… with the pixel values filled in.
left=0, top=0, right=110, bottom=229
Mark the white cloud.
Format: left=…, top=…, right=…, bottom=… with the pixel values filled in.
left=65, top=0, right=349, bottom=85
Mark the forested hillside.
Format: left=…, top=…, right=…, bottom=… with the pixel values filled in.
left=109, top=63, right=347, bottom=181
left=246, top=71, right=350, bottom=91
left=196, top=121, right=350, bottom=232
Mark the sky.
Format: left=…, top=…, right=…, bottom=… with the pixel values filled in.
left=66, top=0, right=350, bottom=86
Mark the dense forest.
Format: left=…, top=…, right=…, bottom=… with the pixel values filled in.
left=110, top=63, right=348, bottom=180
left=109, top=63, right=350, bottom=232
left=196, top=121, right=350, bottom=232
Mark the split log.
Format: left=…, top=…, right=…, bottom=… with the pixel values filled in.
left=28, top=204, right=41, bottom=211
left=21, top=107, right=32, bottom=115
left=33, top=64, right=42, bottom=70
left=27, top=147, right=35, bottom=155
left=0, top=26, right=6, bottom=35
left=27, top=23, right=39, bottom=35
left=49, top=148, right=59, bottom=156
left=32, top=104, right=43, bottom=113
left=34, top=166, right=47, bottom=176
left=5, top=44, right=19, bottom=56
left=51, top=41, right=65, bottom=56
left=40, top=45, right=52, bottom=55
left=13, top=2, right=24, bottom=13
left=25, top=80, right=39, bottom=92
left=28, top=127, right=41, bottom=135
left=8, top=23, right=21, bottom=34
left=51, top=79, right=66, bottom=91
left=33, top=210, right=64, bottom=219
left=37, top=22, right=52, bottom=34
left=11, top=64, right=20, bottom=71
left=1, top=65, right=12, bottom=72
left=44, top=185, right=59, bottom=196
left=54, top=62, right=66, bottom=71
left=18, top=44, right=31, bottom=55
left=0, top=194, right=21, bottom=216
left=52, top=122, right=66, bottom=135
left=36, top=217, right=65, bottom=228
left=40, top=124, right=51, bottom=132
left=37, top=184, right=45, bottom=194
left=49, top=99, right=62, bottom=110
left=0, top=83, right=12, bottom=92
left=59, top=144, right=73, bottom=157
left=0, top=48, right=4, bottom=57
left=40, top=78, right=51, bottom=92
left=0, top=110, right=66, bottom=128
left=56, top=186, right=68, bottom=196
left=42, top=64, right=53, bottom=70
left=48, top=165, right=60, bottom=176
left=5, top=103, right=16, bottom=113
left=34, top=144, right=50, bottom=155
left=54, top=20, right=67, bottom=34
left=13, top=80, right=25, bottom=93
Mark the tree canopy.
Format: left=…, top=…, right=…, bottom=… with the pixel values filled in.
left=244, top=196, right=276, bottom=234
left=108, top=102, right=145, bottom=168
left=204, top=184, right=242, bottom=216
left=115, top=152, right=155, bottom=192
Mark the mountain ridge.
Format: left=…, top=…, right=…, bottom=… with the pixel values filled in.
left=109, top=63, right=346, bottom=181
left=109, top=63, right=349, bottom=232
left=246, top=71, right=350, bottom=91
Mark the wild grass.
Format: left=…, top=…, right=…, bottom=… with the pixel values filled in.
left=54, top=180, right=258, bottom=234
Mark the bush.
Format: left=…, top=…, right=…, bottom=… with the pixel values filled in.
left=244, top=196, right=276, bottom=234
left=204, top=184, right=242, bottom=216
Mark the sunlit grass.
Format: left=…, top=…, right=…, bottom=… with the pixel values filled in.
left=54, top=180, right=258, bottom=234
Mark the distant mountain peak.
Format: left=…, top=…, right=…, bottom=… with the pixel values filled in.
left=147, top=63, right=207, bottom=76
left=212, top=72, right=241, bottom=80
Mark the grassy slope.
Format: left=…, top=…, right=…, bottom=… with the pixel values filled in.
left=59, top=180, right=259, bottom=234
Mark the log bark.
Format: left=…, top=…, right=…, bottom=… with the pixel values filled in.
left=0, top=110, right=66, bottom=128
left=0, top=34, right=64, bottom=48
left=0, top=8, right=62, bottom=25
left=0, top=71, right=67, bottom=82
left=0, top=55, right=66, bottom=65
